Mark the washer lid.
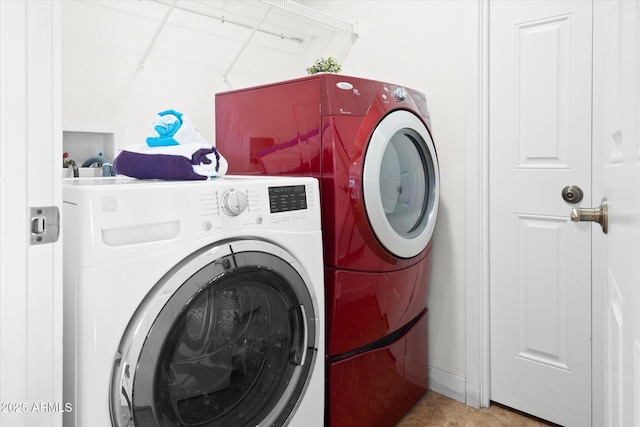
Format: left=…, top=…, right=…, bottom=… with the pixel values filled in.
left=363, top=110, right=440, bottom=259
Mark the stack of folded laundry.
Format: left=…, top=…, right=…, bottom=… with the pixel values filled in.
left=113, top=109, right=228, bottom=180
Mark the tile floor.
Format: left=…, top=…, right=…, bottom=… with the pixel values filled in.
left=395, top=391, right=561, bottom=427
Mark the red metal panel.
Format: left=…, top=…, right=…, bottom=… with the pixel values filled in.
left=325, top=250, right=431, bottom=356
left=215, top=76, right=322, bottom=177
left=327, top=313, right=428, bottom=427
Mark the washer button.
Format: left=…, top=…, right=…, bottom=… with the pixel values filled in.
left=221, top=189, right=248, bottom=216
left=202, top=220, right=213, bottom=231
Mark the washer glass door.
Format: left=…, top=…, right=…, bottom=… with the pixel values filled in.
left=111, top=240, right=318, bottom=427
left=363, top=110, right=440, bottom=258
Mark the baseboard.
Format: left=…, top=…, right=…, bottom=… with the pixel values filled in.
left=428, top=366, right=466, bottom=403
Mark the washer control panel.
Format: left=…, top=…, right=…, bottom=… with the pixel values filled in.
left=63, top=176, right=320, bottom=264
left=268, top=184, right=308, bottom=213
left=194, top=179, right=319, bottom=234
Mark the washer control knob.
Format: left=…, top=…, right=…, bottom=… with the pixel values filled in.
left=221, top=189, right=248, bottom=216
left=393, top=87, right=408, bottom=101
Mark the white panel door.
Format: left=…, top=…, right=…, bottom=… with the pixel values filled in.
left=489, top=1, right=593, bottom=426
left=592, top=1, right=640, bottom=426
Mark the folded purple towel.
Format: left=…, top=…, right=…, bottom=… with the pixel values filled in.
left=113, top=146, right=225, bottom=180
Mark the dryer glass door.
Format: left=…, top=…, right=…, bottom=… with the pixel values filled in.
left=363, top=110, right=440, bottom=258
left=111, top=241, right=318, bottom=427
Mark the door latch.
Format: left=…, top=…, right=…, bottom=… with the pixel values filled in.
left=30, top=206, right=60, bottom=245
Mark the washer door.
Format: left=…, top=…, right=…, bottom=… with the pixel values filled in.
left=110, top=240, right=319, bottom=427
left=363, top=110, right=440, bottom=259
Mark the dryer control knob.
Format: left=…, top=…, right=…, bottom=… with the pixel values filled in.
left=393, top=87, right=408, bottom=101
left=221, top=189, right=248, bottom=216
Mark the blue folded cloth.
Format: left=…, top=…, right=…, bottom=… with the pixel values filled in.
left=146, top=109, right=209, bottom=147
left=113, top=110, right=228, bottom=180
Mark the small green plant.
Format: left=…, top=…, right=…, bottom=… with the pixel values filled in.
left=306, top=57, right=342, bottom=75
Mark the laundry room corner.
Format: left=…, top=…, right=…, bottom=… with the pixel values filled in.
left=6, top=0, right=635, bottom=425
left=61, top=0, right=471, bottom=408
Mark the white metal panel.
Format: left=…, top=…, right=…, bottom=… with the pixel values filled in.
left=62, top=177, right=324, bottom=427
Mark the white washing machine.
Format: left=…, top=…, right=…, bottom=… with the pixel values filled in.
left=62, top=176, right=324, bottom=427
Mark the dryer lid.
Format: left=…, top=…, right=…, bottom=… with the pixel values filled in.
left=363, top=110, right=440, bottom=259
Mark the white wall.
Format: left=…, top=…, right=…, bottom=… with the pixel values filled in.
left=62, top=0, right=326, bottom=147
left=62, top=0, right=469, bottom=401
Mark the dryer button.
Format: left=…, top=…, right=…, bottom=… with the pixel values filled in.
left=393, top=87, right=408, bottom=101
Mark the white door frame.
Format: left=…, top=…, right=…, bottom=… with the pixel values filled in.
left=0, top=2, right=63, bottom=426
left=464, top=2, right=605, bottom=425
left=464, top=0, right=490, bottom=409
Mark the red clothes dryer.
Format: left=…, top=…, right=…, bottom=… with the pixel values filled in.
left=215, top=74, right=440, bottom=427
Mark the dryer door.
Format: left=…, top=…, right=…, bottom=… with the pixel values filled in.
left=363, top=110, right=440, bottom=259
left=110, top=240, right=319, bottom=427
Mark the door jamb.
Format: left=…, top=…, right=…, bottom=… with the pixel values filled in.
left=464, top=0, right=490, bottom=409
